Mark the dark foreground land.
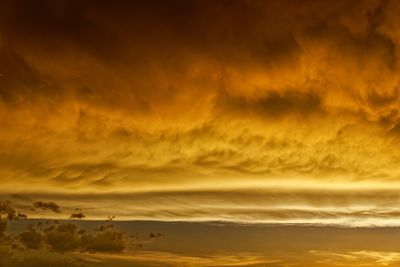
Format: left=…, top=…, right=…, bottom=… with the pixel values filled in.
left=2, top=220, right=400, bottom=266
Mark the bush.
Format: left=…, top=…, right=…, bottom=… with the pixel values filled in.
left=0, top=201, right=129, bottom=255
left=0, top=219, right=7, bottom=238
left=19, top=229, right=42, bottom=249
left=45, top=223, right=80, bottom=252
left=1, top=256, right=82, bottom=267
left=81, top=229, right=125, bottom=252
left=0, top=201, right=16, bottom=221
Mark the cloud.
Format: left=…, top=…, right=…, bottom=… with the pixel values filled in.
left=218, top=90, right=325, bottom=119
left=3, top=189, right=400, bottom=226
left=70, top=212, right=85, bottom=219
left=32, top=202, right=61, bottom=213
left=1, top=0, right=400, bottom=224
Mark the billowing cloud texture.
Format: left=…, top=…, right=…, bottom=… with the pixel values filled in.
left=1, top=0, right=400, bottom=225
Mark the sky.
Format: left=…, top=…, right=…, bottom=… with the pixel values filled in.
left=1, top=0, right=400, bottom=226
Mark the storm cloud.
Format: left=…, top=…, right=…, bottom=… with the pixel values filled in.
left=1, top=0, right=400, bottom=225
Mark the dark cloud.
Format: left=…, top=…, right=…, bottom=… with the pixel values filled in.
left=70, top=212, right=85, bottom=219
left=32, top=202, right=61, bottom=213
left=218, top=90, right=324, bottom=119
left=0, top=0, right=396, bottom=120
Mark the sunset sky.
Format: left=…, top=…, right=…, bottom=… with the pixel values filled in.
left=1, top=0, right=400, bottom=227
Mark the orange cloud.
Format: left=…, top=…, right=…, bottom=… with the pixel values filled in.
left=1, top=0, right=400, bottom=225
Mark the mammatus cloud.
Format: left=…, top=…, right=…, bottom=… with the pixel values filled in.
left=1, top=0, right=400, bottom=224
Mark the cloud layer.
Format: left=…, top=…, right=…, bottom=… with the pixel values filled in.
left=1, top=0, right=400, bottom=225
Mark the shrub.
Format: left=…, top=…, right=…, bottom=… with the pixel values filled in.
left=45, top=223, right=80, bottom=252
left=81, top=229, right=125, bottom=252
left=19, top=229, right=42, bottom=249
left=0, top=219, right=7, bottom=238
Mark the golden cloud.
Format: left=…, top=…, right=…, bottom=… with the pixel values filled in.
left=1, top=0, right=400, bottom=225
